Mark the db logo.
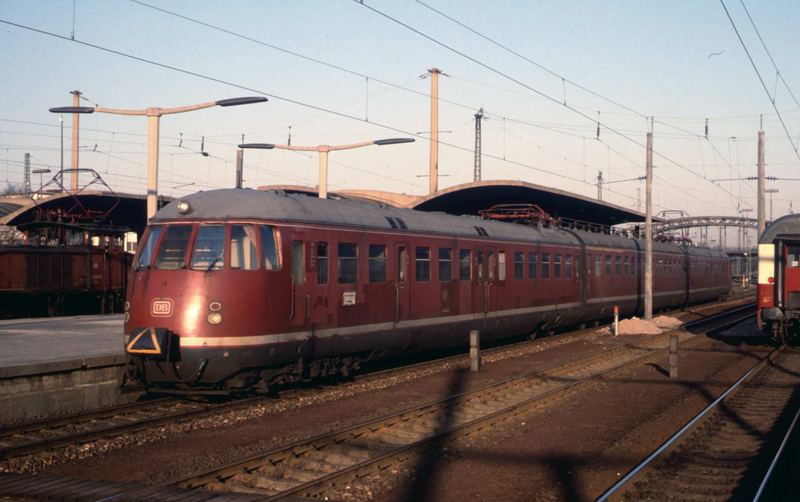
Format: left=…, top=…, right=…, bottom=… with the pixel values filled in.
left=151, top=298, right=173, bottom=317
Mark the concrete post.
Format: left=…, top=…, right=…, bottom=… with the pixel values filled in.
left=428, top=68, right=440, bottom=194
left=469, top=330, right=481, bottom=371
left=235, top=148, right=244, bottom=189
left=644, top=130, right=654, bottom=320
left=613, top=305, right=619, bottom=336
left=146, top=113, right=161, bottom=219
left=70, top=90, right=81, bottom=191
left=757, top=129, right=766, bottom=235
left=669, top=334, right=678, bottom=379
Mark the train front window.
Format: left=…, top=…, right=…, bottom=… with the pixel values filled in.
left=154, top=225, right=192, bottom=270
left=135, top=226, right=161, bottom=269
left=230, top=224, right=258, bottom=270
left=261, top=225, right=280, bottom=270
left=190, top=225, right=225, bottom=271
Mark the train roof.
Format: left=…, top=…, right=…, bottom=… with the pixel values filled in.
left=759, top=213, right=800, bottom=244
left=154, top=189, right=727, bottom=258
left=154, top=189, right=579, bottom=246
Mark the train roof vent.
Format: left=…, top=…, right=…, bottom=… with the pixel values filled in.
left=385, top=216, right=399, bottom=229
left=395, top=218, right=408, bottom=230
left=474, top=226, right=489, bottom=237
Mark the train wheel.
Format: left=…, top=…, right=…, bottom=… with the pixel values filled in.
left=772, top=322, right=786, bottom=346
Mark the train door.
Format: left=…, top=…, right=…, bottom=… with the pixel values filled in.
left=783, top=243, right=800, bottom=309
left=290, top=239, right=309, bottom=327
left=473, top=249, right=486, bottom=313
left=394, top=243, right=410, bottom=322
left=487, top=248, right=498, bottom=312
left=472, top=247, right=496, bottom=313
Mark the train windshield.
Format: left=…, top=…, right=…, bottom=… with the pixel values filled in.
left=135, top=226, right=161, bottom=269
left=190, top=225, right=225, bottom=271
left=135, top=223, right=281, bottom=272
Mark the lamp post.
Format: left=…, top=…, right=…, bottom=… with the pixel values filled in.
left=240, top=138, right=414, bottom=198
left=50, top=96, right=267, bottom=219
left=235, top=143, right=275, bottom=189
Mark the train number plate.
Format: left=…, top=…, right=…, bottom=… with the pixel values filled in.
left=151, top=298, right=173, bottom=317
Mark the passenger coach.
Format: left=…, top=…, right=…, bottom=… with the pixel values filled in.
left=757, top=213, right=800, bottom=341
left=124, top=189, right=730, bottom=392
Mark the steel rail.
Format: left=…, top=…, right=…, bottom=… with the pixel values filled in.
left=753, top=399, right=800, bottom=501
left=596, top=342, right=786, bottom=502
left=170, top=304, right=754, bottom=500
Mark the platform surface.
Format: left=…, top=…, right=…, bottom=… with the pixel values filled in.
left=0, top=314, right=124, bottom=377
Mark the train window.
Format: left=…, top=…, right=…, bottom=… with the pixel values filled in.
left=488, top=251, right=496, bottom=281
left=135, top=226, right=161, bottom=269
left=398, top=246, right=408, bottom=283
left=292, top=241, right=305, bottom=285
left=605, top=255, right=612, bottom=275
left=476, top=250, right=484, bottom=281
left=189, top=225, right=225, bottom=271
left=514, top=251, right=524, bottom=279
left=541, top=253, right=550, bottom=279
left=595, top=255, right=602, bottom=276
left=788, top=246, right=800, bottom=267
left=554, top=254, right=562, bottom=278
left=497, top=251, right=505, bottom=281
left=260, top=226, right=280, bottom=270
left=615, top=256, right=621, bottom=275
left=317, top=242, right=328, bottom=284
left=459, top=249, right=471, bottom=280
left=230, top=224, right=258, bottom=270
left=338, top=243, right=358, bottom=284
left=565, top=255, right=573, bottom=278
left=369, top=244, right=387, bottom=283
left=624, top=256, right=630, bottom=275
left=416, top=247, right=431, bottom=282
left=155, top=224, right=192, bottom=270
left=528, top=252, right=537, bottom=279
left=439, top=248, right=453, bottom=282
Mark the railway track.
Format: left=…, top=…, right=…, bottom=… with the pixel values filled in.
left=0, top=298, right=749, bottom=466
left=167, top=304, right=756, bottom=500
left=0, top=395, right=267, bottom=461
left=597, top=344, right=800, bottom=501
left=0, top=298, right=753, bottom=465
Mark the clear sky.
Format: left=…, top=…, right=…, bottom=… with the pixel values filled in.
left=1, top=0, right=799, bottom=237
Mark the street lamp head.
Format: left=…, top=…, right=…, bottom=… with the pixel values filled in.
left=373, top=138, right=415, bottom=146
left=216, top=96, right=269, bottom=107
left=32, top=169, right=51, bottom=174
left=48, top=106, right=95, bottom=114
left=238, top=143, right=276, bottom=150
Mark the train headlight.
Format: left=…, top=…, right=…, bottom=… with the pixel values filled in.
left=207, top=312, right=223, bottom=325
left=124, top=301, right=130, bottom=311
left=123, top=312, right=130, bottom=322
left=209, top=301, right=222, bottom=312
left=177, top=200, right=191, bottom=215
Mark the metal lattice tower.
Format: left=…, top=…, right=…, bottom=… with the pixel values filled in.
left=23, top=153, right=31, bottom=195
left=597, top=170, right=603, bottom=200
left=474, top=108, right=484, bottom=182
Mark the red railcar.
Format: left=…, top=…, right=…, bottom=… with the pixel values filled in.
left=757, top=214, right=800, bottom=341
left=125, top=189, right=730, bottom=392
left=0, top=223, right=131, bottom=318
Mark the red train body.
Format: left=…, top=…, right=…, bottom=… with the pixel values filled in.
left=125, top=189, right=731, bottom=392
left=757, top=214, right=800, bottom=341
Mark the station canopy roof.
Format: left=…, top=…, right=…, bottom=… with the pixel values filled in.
left=258, top=180, right=648, bottom=226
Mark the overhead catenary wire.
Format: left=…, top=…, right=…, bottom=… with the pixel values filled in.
left=719, top=0, right=800, bottom=162
left=355, top=1, right=750, bottom=207
left=0, top=18, right=645, bottom=207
